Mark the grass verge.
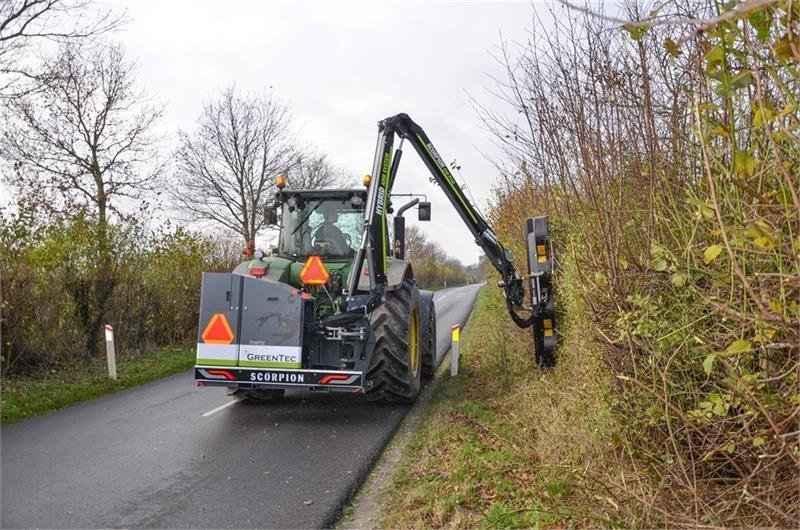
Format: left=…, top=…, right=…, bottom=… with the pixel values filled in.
left=1, top=345, right=195, bottom=425
left=378, top=282, right=627, bottom=528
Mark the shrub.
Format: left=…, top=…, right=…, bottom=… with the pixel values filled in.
left=482, top=1, right=799, bottom=525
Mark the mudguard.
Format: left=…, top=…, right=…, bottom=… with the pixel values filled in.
left=357, top=259, right=413, bottom=291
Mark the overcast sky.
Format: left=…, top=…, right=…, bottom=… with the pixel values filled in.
left=105, top=0, right=554, bottom=265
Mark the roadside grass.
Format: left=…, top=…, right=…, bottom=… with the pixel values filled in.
left=379, top=280, right=628, bottom=528
left=1, top=346, right=195, bottom=425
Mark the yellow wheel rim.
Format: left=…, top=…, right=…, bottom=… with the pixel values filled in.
left=409, top=308, right=420, bottom=377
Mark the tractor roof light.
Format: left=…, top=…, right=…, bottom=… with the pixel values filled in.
left=362, top=174, right=371, bottom=187
left=276, top=175, right=287, bottom=189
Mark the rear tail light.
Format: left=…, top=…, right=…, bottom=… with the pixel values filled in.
left=250, top=266, right=267, bottom=278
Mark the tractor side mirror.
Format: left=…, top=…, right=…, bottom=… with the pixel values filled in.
left=418, top=201, right=431, bottom=221
left=264, top=205, right=279, bottom=226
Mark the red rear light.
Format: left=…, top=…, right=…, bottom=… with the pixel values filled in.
left=319, top=374, right=350, bottom=384
left=206, top=369, right=235, bottom=380
left=250, top=266, right=267, bottom=278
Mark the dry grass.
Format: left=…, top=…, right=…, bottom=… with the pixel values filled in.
left=379, top=276, right=631, bottom=528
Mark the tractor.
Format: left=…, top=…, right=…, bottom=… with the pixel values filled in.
left=194, top=113, right=555, bottom=403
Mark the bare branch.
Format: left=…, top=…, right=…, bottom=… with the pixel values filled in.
left=0, top=40, right=163, bottom=223
left=0, top=0, right=127, bottom=97
left=172, top=85, right=303, bottom=244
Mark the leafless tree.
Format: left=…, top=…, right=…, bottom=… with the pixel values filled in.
left=172, top=85, right=299, bottom=245
left=0, top=40, right=163, bottom=358
left=0, top=0, right=125, bottom=97
left=404, top=225, right=443, bottom=262
left=2, top=42, right=162, bottom=222
left=290, top=151, right=351, bottom=189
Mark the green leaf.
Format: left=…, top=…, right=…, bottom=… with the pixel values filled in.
left=734, top=151, right=758, bottom=178
left=652, top=258, right=668, bottom=272
left=777, top=185, right=793, bottom=205
left=705, top=45, right=725, bottom=72
left=731, top=70, right=754, bottom=89
left=708, top=69, right=727, bottom=82
left=671, top=272, right=688, bottom=288
left=753, top=436, right=766, bottom=448
left=623, top=23, right=650, bottom=41
left=618, top=256, right=630, bottom=270
left=753, top=236, right=776, bottom=250
left=712, top=125, right=730, bottom=138
left=774, top=33, right=796, bottom=61
left=726, top=339, right=752, bottom=354
left=749, top=8, right=773, bottom=43
left=703, top=244, right=723, bottom=264
left=697, top=201, right=715, bottom=219
left=753, top=106, right=773, bottom=127
left=746, top=221, right=776, bottom=249
left=703, top=353, right=716, bottom=375
left=778, top=103, right=796, bottom=117
left=664, top=37, right=681, bottom=57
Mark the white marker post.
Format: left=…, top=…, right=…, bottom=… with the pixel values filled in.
left=104, top=324, right=117, bottom=380
left=450, top=324, right=460, bottom=377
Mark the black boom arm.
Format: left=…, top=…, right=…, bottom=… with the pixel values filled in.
left=347, top=113, right=539, bottom=329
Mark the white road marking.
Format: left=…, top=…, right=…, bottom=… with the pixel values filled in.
left=434, top=291, right=454, bottom=302
left=201, top=400, right=237, bottom=417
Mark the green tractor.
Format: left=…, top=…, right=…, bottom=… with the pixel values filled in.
left=194, top=113, right=555, bottom=403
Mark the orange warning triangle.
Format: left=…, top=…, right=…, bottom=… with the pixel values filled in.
left=201, top=313, right=235, bottom=344
left=300, top=255, right=330, bottom=286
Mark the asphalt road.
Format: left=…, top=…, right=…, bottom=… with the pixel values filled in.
left=1, top=283, right=482, bottom=529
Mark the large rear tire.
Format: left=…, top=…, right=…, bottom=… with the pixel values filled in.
left=420, top=292, right=437, bottom=378
left=365, top=278, right=422, bottom=403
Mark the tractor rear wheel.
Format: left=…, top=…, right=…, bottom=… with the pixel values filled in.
left=365, top=278, right=422, bottom=402
left=420, top=292, right=437, bottom=378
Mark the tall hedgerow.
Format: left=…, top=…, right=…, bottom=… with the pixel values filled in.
left=482, top=1, right=798, bottom=525
left=0, top=205, right=242, bottom=375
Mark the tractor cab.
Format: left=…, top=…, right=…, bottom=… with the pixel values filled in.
left=271, top=189, right=367, bottom=261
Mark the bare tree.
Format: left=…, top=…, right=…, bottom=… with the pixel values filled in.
left=173, top=85, right=299, bottom=245
left=405, top=225, right=438, bottom=261
left=0, top=0, right=125, bottom=97
left=0, top=40, right=163, bottom=358
left=290, top=151, right=350, bottom=189
left=2, top=42, right=162, bottom=221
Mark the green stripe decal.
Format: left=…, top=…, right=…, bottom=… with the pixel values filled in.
left=238, top=360, right=303, bottom=369
left=196, top=358, right=237, bottom=366
left=416, top=134, right=479, bottom=224
left=381, top=150, right=392, bottom=274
